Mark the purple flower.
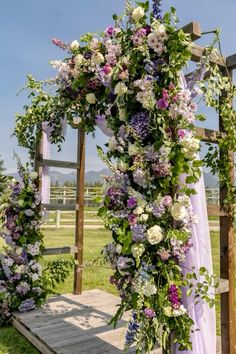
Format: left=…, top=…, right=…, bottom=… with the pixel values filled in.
left=105, top=26, right=114, bottom=36
left=125, top=312, right=139, bottom=345
left=24, top=209, right=34, bottom=217
left=144, top=308, right=156, bottom=318
left=128, top=214, right=138, bottom=225
left=157, top=98, right=169, bottom=110
left=168, top=285, right=181, bottom=309
left=131, top=224, right=147, bottom=243
left=106, top=187, right=125, bottom=210
left=16, top=282, right=30, bottom=296
left=133, top=168, right=148, bottom=188
left=151, top=203, right=165, bottom=218
left=117, top=256, right=134, bottom=271
left=152, top=162, right=171, bottom=178
left=153, top=0, right=163, bottom=20
left=127, top=197, right=137, bottom=209
left=162, top=195, right=172, bottom=207
left=18, top=299, right=36, bottom=313
left=130, top=112, right=150, bottom=141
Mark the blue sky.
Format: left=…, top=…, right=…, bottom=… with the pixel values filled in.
left=1, top=0, right=235, bottom=173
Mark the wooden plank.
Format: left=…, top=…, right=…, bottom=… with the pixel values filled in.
left=207, top=205, right=227, bottom=217
left=74, top=129, right=86, bottom=295
left=12, top=318, right=55, bottom=354
left=181, top=21, right=202, bottom=40
left=190, top=43, right=226, bottom=67
left=42, top=203, right=77, bottom=211
left=38, top=159, right=79, bottom=169
left=196, top=127, right=225, bottom=143
left=226, top=53, right=236, bottom=70
left=42, top=246, right=78, bottom=256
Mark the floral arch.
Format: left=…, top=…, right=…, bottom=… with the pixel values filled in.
left=1, top=1, right=236, bottom=353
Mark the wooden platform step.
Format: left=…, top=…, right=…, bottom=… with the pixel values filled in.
left=13, top=289, right=221, bottom=354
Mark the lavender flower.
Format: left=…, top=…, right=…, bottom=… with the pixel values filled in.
left=153, top=0, right=163, bottom=20
left=117, top=256, right=134, bottom=271
left=18, top=299, right=36, bottom=313
left=131, top=224, right=147, bottom=243
left=133, top=168, right=148, bottom=188
left=151, top=202, right=165, bottom=218
left=152, top=162, right=171, bottom=178
left=16, top=282, right=30, bottom=296
left=130, top=112, right=150, bottom=141
left=127, top=197, right=137, bottom=209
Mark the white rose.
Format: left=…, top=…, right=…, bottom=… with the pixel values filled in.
left=133, top=206, right=144, bottom=215
left=73, top=117, right=82, bottom=125
left=147, top=225, right=164, bottom=245
left=86, top=93, right=96, bottom=104
left=171, top=203, right=187, bottom=221
left=131, top=244, right=145, bottom=258
left=114, top=82, right=128, bottom=96
left=117, top=159, right=129, bottom=172
left=91, top=52, right=105, bottom=65
left=70, top=40, right=80, bottom=51
left=132, top=6, right=145, bottom=22
left=108, top=137, right=117, bottom=151
left=128, top=144, right=139, bottom=156
left=29, top=172, right=38, bottom=180
left=139, top=213, right=149, bottom=222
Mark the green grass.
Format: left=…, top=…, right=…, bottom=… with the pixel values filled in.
left=0, top=228, right=223, bottom=353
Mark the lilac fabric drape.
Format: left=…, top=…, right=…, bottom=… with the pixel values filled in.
left=173, top=74, right=216, bottom=353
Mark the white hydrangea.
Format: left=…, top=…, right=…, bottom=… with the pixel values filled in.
left=171, top=203, right=187, bottom=221
left=147, top=225, right=164, bottom=245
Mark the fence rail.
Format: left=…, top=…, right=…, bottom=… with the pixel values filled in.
left=50, top=186, right=220, bottom=206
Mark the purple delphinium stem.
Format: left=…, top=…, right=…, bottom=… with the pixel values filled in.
left=153, top=0, right=163, bottom=21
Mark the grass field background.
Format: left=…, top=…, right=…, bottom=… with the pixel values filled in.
left=0, top=227, right=221, bottom=354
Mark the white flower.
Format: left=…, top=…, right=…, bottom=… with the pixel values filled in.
left=114, top=82, right=128, bottom=96
left=147, top=225, right=164, bottom=245
left=180, top=137, right=200, bottom=159
left=143, top=282, right=157, bottom=297
left=91, top=52, right=105, bottom=65
left=75, top=54, right=84, bottom=67
left=73, top=117, right=82, bottom=125
left=29, top=172, right=38, bottom=180
left=163, top=306, right=173, bottom=317
left=108, top=137, right=117, bottom=151
left=132, top=6, right=145, bottom=21
left=133, top=206, right=144, bottom=215
left=128, top=144, right=139, bottom=156
left=131, top=244, right=145, bottom=258
left=31, top=273, right=39, bottom=282
left=139, top=213, right=149, bottom=222
left=171, top=203, right=187, bottom=221
left=118, top=108, right=127, bottom=121
left=117, top=159, right=129, bottom=172
left=172, top=305, right=187, bottom=317
left=70, top=40, right=80, bottom=51
left=86, top=93, right=96, bottom=104
left=116, top=244, right=122, bottom=254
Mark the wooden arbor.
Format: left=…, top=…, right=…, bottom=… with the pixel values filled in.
left=34, top=22, right=236, bottom=354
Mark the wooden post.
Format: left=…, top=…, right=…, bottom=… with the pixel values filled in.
left=74, top=129, right=85, bottom=295
left=219, top=68, right=236, bottom=354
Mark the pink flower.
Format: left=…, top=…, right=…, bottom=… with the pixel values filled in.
left=162, top=89, right=169, bottom=99
left=178, top=130, right=186, bottom=139
left=162, top=195, right=172, bottom=207
left=158, top=249, right=171, bottom=261
left=103, top=64, right=112, bottom=75
left=105, top=26, right=114, bottom=36
left=128, top=214, right=138, bottom=226
left=169, top=82, right=175, bottom=90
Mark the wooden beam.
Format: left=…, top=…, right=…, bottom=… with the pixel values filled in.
left=42, top=204, right=77, bottom=211
left=196, top=127, right=226, bottom=143
left=190, top=43, right=226, bottom=67
left=42, top=246, right=78, bottom=256
left=38, top=159, right=80, bottom=169
left=219, top=67, right=236, bottom=354
left=74, top=130, right=85, bottom=295
left=226, top=53, right=236, bottom=70
left=181, top=21, right=202, bottom=41
left=215, top=278, right=229, bottom=295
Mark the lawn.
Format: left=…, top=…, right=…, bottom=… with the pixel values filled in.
left=0, top=228, right=221, bottom=353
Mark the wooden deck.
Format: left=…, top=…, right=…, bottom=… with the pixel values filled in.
left=13, top=289, right=221, bottom=354
left=13, top=289, right=161, bottom=354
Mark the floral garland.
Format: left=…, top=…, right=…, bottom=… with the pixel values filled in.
left=11, top=1, right=225, bottom=352
left=0, top=161, right=45, bottom=324
left=0, top=161, right=74, bottom=325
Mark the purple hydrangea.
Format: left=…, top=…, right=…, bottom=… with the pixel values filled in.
left=117, top=256, right=134, bottom=271
left=151, top=202, right=165, bottom=218
left=133, top=168, right=148, bottom=188
left=16, top=282, right=30, bottom=296
left=127, top=197, right=137, bottom=209
left=152, top=162, right=171, bottom=178
left=144, top=308, right=156, bottom=318
left=106, top=187, right=125, bottom=210
left=18, top=299, right=36, bottom=313
left=131, top=224, right=147, bottom=243
left=130, top=112, right=150, bottom=141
